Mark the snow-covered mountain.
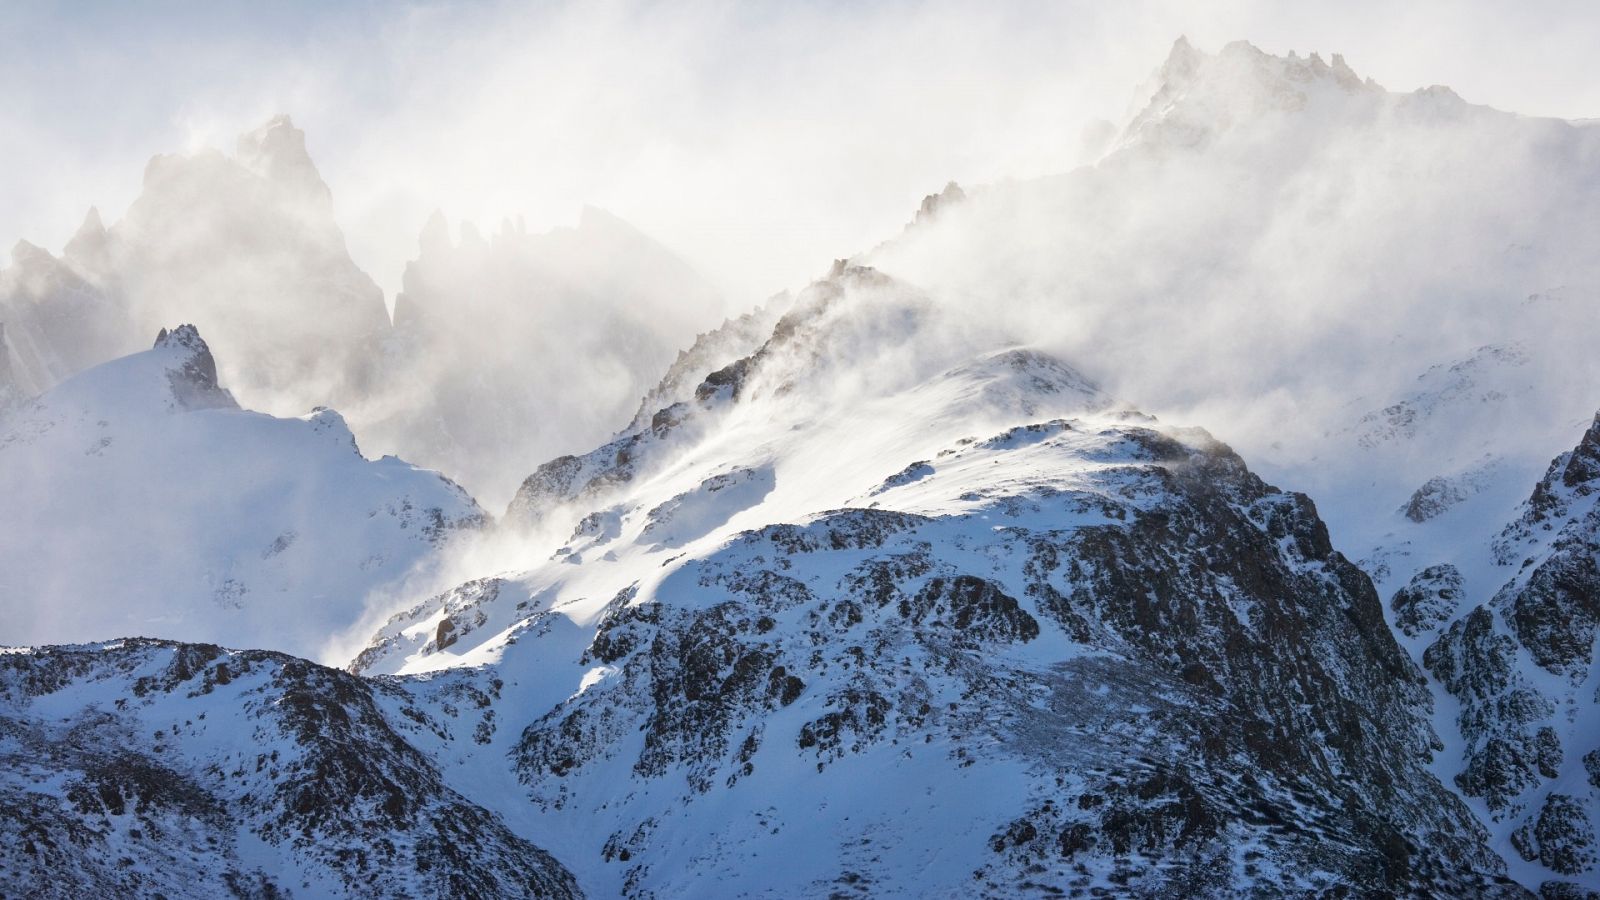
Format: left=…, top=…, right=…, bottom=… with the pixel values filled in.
left=334, top=264, right=1519, bottom=896
left=4, top=267, right=1521, bottom=896
left=7, top=35, right=1600, bottom=899
left=0, top=325, right=484, bottom=659
left=863, top=38, right=1600, bottom=529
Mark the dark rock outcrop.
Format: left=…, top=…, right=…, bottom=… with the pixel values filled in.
left=1391, top=563, right=1464, bottom=637
left=0, top=640, right=580, bottom=899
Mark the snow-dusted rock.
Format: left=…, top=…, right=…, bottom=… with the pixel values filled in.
left=1390, top=563, right=1465, bottom=637
left=0, top=640, right=578, bottom=898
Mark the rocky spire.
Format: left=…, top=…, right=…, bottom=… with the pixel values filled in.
left=154, top=324, right=237, bottom=411
left=62, top=206, right=108, bottom=268
left=914, top=181, right=966, bottom=226
left=1161, top=35, right=1203, bottom=85
left=234, top=114, right=330, bottom=202
left=1116, top=37, right=1386, bottom=154
left=418, top=209, right=452, bottom=259
left=1561, top=411, right=1600, bottom=490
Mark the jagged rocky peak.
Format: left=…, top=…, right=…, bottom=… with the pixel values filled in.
left=62, top=206, right=108, bottom=266
left=1558, top=412, right=1600, bottom=491
left=106, top=114, right=389, bottom=416
left=153, top=323, right=237, bottom=411
left=1390, top=563, right=1464, bottom=637
left=233, top=113, right=331, bottom=201
left=1119, top=36, right=1384, bottom=151
left=913, top=180, right=967, bottom=226
left=507, top=263, right=1104, bottom=530
left=135, top=114, right=345, bottom=238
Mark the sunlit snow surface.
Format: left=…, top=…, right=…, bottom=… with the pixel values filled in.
left=0, top=329, right=484, bottom=659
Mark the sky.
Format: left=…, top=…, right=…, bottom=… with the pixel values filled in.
left=5, top=0, right=1600, bottom=307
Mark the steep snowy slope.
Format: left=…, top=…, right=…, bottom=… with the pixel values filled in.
left=341, top=266, right=1516, bottom=897
left=0, top=326, right=484, bottom=659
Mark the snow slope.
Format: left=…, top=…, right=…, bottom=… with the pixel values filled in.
left=0, top=325, right=484, bottom=660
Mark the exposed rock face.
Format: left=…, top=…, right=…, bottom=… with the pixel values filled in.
left=1424, top=606, right=1559, bottom=816
left=0, top=640, right=580, bottom=899
left=1492, top=415, right=1600, bottom=677
left=1390, top=563, right=1464, bottom=636
left=153, top=324, right=238, bottom=411
left=1415, top=413, right=1600, bottom=887
left=1512, top=795, right=1597, bottom=877
left=1405, top=475, right=1473, bottom=522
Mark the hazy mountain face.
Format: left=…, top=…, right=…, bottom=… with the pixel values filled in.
left=357, top=206, right=726, bottom=508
